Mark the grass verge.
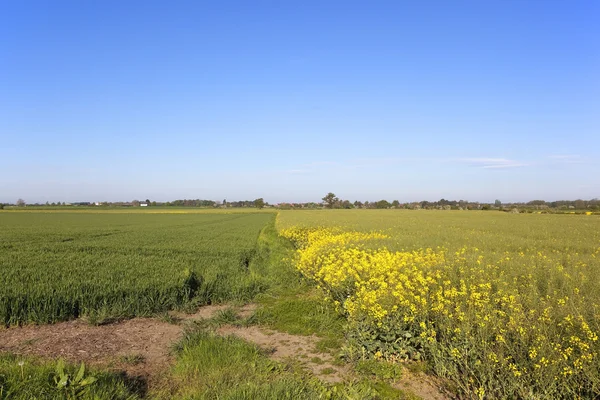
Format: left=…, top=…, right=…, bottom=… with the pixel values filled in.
left=0, top=353, right=142, bottom=399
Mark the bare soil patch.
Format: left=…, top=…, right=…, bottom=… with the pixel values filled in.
left=0, top=304, right=262, bottom=384
left=0, top=318, right=181, bottom=380
left=395, top=371, right=452, bottom=400
left=0, top=304, right=238, bottom=383
left=217, top=325, right=348, bottom=383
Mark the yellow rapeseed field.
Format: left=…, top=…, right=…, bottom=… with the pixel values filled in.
left=278, top=210, right=600, bottom=399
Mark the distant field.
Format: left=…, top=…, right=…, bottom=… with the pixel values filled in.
left=277, top=209, right=600, bottom=253
left=2, top=207, right=273, bottom=214
left=0, top=211, right=274, bottom=326
left=278, top=210, right=600, bottom=398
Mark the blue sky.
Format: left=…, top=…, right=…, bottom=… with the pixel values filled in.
left=1, top=1, right=598, bottom=204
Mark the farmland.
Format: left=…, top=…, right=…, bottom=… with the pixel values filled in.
left=0, top=211, right=273, bottom=325
left=1, top=208, right=599, bottom=399
left=278, top=210, right=600, bottom=398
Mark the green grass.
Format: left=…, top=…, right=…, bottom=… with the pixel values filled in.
left=0, top=211, right=274, bottom=325
left=119, top=354, right=145, bottom=366
left=246, top=220, right=346, bottom=349
left=161, top=327, right=407, bottom=400
left=0, top=354, right=141, bottom=399
left=253, top=296, right=344, bottom=338
left=355, top=360, right=403, bottom=381
left=169, top=330, right=326, bottom=399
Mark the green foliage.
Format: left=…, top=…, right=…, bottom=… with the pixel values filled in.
left=211, top=308, right=241, bottom=326
left=322, top=193, right=338, bottom=209
left=244, top=220, right=346, bottom=342
left=53, top=360, right=97, bottom=399
left=0, top=354, right=140, bottom=399
left=119, top=354, right=145, bottom=366
left=253, top=198, right=265, bottom=209
left=0, top=212, right=274, bottom=325
left=355, top=360, right=403, bottom=381
left=375, top=200, right=390, bottom=209
left=254, top=296, right=344, bottom=338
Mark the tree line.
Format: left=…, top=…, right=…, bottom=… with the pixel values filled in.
left=1, top=198, right=268, bottom=209
left=315, top=193, right=600, bottom=211
left=2, top=195, right=599, bottom=211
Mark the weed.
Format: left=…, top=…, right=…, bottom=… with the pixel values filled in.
left=355, top=360, right=403, bottom=381
left=119, top=354, right=145, bottom=366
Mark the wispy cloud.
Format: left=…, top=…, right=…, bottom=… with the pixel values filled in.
left=286, top=157, right=531, bottom=173
left=456, top=158, right=528, bottom=169
left=548, top=155, right=585, bottom=164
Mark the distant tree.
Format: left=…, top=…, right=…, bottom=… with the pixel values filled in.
left=322, top=193, right=338, bottom=209
left=16, top=198, right=25, bottom=207
left=391, top=200, right=400, bottom=208
left=574, top=199, right=586, bottom=209
left=527, top=200, right=546, bottom=206
left=341, top=200, right=353, bottom=209
left=223, top=199, right=227, bottom=207
left=254, top=198, right=265, bottom=209
left=376, top=200, right=391, bottom=209
left=151, top=201, right=157, bottom=206
left=132, top=200, right=140, bottom=207
left=0, top=204, right=4, bottom=210
left=494, top=199, right=502, bottom=208
left=145, top=199, right=151, bottom=205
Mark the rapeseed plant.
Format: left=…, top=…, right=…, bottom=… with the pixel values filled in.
left=281, top=226, right=600, bottom=399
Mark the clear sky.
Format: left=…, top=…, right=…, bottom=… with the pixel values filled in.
left=1, top=1, right=598, bottom=204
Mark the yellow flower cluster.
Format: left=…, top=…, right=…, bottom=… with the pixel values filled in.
left=281, top=226, right=600, bottom=398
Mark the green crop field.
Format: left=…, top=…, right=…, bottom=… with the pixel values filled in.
left=0, top=211, right=274, bottom=326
